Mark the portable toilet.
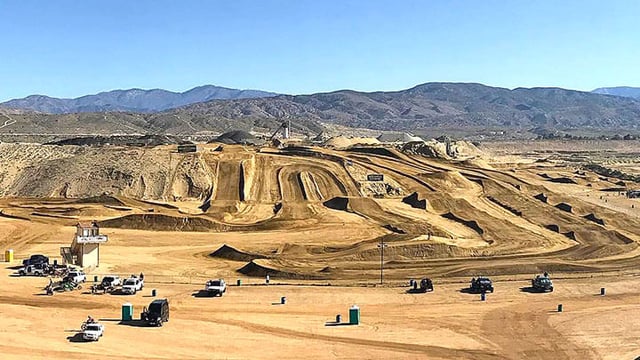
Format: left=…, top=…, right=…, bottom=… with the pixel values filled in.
left=121, top=303, right=133, bottom=321
left=4, top=249, right=13, bottom=263
left=349, top=305, right=360, bottom=325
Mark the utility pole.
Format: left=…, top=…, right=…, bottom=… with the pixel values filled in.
left=377, top=237, right=388, bottom=285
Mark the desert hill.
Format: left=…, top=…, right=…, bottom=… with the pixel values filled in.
left=1, top=85, right=278, bottom=114
left=2, top=82, right=640, bottom=137
left=592, top=86, right=640, bottom=99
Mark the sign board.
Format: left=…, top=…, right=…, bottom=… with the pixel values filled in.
left=75, top=235, right=108, bottom=244
left=367, top=174, right=384, bottom=182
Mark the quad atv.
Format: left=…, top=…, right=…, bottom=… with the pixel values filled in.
left=61, top=280, right=82, bottom=291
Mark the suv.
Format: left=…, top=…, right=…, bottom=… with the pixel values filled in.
left=531, top=274, right=554, bottom=292
left=121, top=276, right=144, bottom=294
left=141, top=299, right=169, bottom=326
left=18, top=263, right=49, bottom=276
left=101, top=275, right=121, bottom=287
left=469, top=277, right=494, bottom=293
left=22, top=254, right=49, bottom=266
left=418, top=278, right=434, bottom=293
left=205, top=279, right=227, bottom=296
left=65, top=270, right=86, bottom=283
left=82, top=323, right=104, bottom=341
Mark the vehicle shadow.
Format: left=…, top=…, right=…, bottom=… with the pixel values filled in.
left=324, top=322, right=354, bottom=327
left=109, top=289, right=133, bottom=296
left=98, top=318, right=148, bottom=327
left=406, top=288, right=430, bottom=294
left=118, top=320, right=148, bottom=327
left=66, top=333, right=87, bottom=343
left=520, top=286, right=541, bottom=293
left=192, top=290, right=213, bottom=298
left=459, top=288, right=474, bottom=294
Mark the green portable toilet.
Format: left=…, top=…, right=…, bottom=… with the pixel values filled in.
left=122, top=303, right=133, bottom=321
left=349, top=305, right=360, bottom=325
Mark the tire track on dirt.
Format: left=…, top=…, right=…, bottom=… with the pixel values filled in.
left=215, top=317, right=502, bottom=359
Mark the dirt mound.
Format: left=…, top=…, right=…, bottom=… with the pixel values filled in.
left=213, top=130, right=264, bottom=145
left=549, top=177, right=578, bottom=184
left=73, top=195, right=126, bottom=206
left=545, top=224, right=560, bottom=232
left=486, top=196, right=522, bottom=216
left=322, top=196, right=349, bottom=211
left=534, top=193, right=548, bottom=203
left=209, top=244, right=266, bottom=262
left=401, top=192, right=427, bottom=209
left=401, top=140, right=449, bottom=159
left=420, top=171, right=480, bottom=193
left=323, top=136, right=380, bottom=149
left=555, top=202, right=573, bottom=213
left=46, top=134, right=187, bottom=147
left=584, top=213, right=605, bottom=226
left=99, top=214, right=229, bottom=232
left=441, top=212, right=484, bottom=234
left=237, top=259, right=324, bottom=280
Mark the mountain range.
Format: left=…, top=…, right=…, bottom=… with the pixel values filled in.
left=0, top=85, right=277, bottom=114
left=592, top=87, right=640, bottom=99
left=2, top=82, right=640, bottom=137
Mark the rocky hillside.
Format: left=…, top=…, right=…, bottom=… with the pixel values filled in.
left=1, top=85, right=277, bottom=114
left=2, top=82, right=640, bottom=136
left=191, top=83, right=640, bottom=131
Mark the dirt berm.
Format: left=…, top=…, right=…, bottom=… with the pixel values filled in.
left=238, top=259, right=326, bottom=280
left=402, top=192, right=427, bottom=209
left=99, top=214, right=230, bottom=232
left=209, top=244, right=267, bottom=262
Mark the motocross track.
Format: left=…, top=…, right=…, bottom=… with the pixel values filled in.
left=2, top=141, right=640, bottom=359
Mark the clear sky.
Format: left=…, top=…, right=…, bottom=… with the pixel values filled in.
left=0, top=0, right=639, bottom=101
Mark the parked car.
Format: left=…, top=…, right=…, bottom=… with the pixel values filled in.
left=22, top=254, right=49, bottom=266
left=18, top=263, right=49, bottom=276
left=205, top=279, right=227, bottom=296
left=91, top=276, right=122, bottom=294
left=141, top=299, right=169, bottom=326
left=81, top=323, right=104, bottom=341
left=64, top=270, right=86, bottom=283
left=418, top=278, right=434, bottom=293
left=531, top=274, right=554, bottom=292
left=121, top=276, right=144, bottom=294
left=102, top=275, right=122, bottom=287
left=469, top=276, right=494, bottom=293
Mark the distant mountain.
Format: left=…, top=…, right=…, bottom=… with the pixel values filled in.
left=592, top=87, right=640, bottom=99
left=3, top=82, right=640, bottom=137
left=165, top=82, right=640, bottom=131
left=1, top=85, right=278, bottom=114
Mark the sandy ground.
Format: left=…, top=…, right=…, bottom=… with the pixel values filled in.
left=2, top=263, right=640, bottom=359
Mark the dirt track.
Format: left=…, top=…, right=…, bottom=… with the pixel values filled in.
left=2, top=141, right=640, bottom=358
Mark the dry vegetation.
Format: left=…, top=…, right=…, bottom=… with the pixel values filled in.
left=2, top=139, right=640, bottom=359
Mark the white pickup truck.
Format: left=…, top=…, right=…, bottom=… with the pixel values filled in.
left=65, top=270, right=86, bottom=283
left=82, top=323, right=104, bottom=341
left=18, top=263, right=48, bottom=276
left=121, top=276, right=144, bottom=295
left=205, top=279, right=227, bottom=297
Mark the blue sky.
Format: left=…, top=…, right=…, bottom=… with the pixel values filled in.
left=0, top=0, right=638, bottom=101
